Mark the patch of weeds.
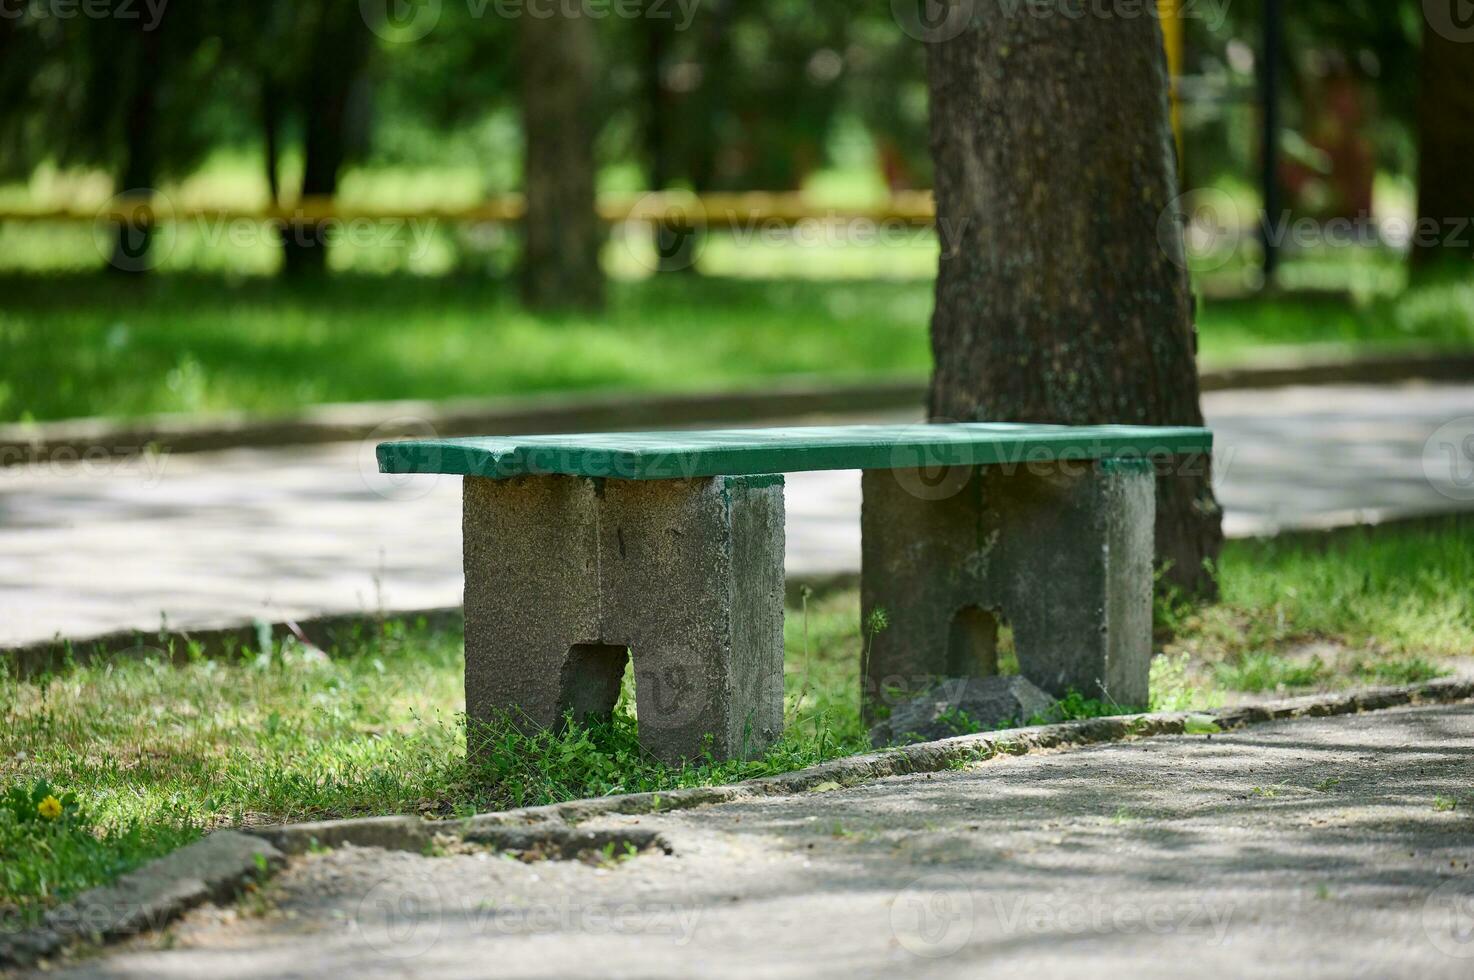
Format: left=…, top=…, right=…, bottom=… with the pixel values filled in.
left=1111, top=807, right=1138, bottom=825
left=466, top=705, right=866, bottom=810
left=1351, top=657, right=1447, bottom=686
left=1152, top=565, right=1197, bottom=639
left=1314, top=777, right=1342, bottom=793
left=1214, top=652, right=1328, bottom=693
left=1026, top=691, right=1137, bottom=726
left=1433, top=796, right=1457, bottom=813
left=0, top=779, right=198, bottom=927
left=935, top=706, right=983, bottom=737
left=1250, top=785, right=1280, bottom=799
left=1183, top=715, right=1221, bottom=735
left=1150, top=653, right=1221, bottom=711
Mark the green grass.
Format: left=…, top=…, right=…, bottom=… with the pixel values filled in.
left=0, top=598, right=870, bottom=927
left=4, top=517, right=1472, bottom=925
left=2, top=264, right=1472, bottom=424
left=0, top=273, right=933, bottom=424
left=1212, top=652, right=1331, bottom=693
left=1165, top=517, right=1474, bottom=695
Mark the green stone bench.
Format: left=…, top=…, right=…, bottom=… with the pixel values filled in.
left=377, top=423, right=1213, bottom=764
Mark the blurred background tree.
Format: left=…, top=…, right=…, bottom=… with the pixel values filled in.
left=0, top=0, right=1468, bottom=416
left=1, top=0, right=1458, bottom=282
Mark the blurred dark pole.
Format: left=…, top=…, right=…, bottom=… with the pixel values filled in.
left=1259, top=0, right=1282, bottom=287
left=261, top=79, right=283, bottom=208
left=109, top=23, right=163, bottom=274
left=280, top=3, right=371, bottom=279
left=643, top=7, right=695, bottom=272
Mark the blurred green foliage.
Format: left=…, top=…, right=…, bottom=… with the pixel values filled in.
left=0, top=1, right=1437, bottom=205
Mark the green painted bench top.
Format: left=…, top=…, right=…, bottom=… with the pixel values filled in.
left=377, top=423, right=1212, bottom=481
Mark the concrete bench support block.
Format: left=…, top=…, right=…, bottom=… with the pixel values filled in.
left=861, top=459, right=1155, bottom=717
left=462, top=473, right=785, bottom=765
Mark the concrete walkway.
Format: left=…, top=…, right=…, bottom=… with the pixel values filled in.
left=54, top=701, right=1474, bottom=978
left=3, top=383, right=1472, bottom=649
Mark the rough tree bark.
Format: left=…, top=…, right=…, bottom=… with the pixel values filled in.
left=520, top=8, right=604, bottom=311
left=1413, top=16, right=1474, bottom=272
left=924, top=5, right=1222, bottom=597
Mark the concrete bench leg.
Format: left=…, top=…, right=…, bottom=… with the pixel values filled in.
left=860, top=458, right=1154, bottom=719
left=462, top=473, right=785, bottom=766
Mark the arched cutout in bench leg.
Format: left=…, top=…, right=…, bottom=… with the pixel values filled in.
left=860, top=458, right=1154, bottom=722
left=462, top=473, right=785, bottom=768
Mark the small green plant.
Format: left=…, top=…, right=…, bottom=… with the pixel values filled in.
left=859, top=607, right=889, bottom=698
left=596, top=841, right=640, bottom=868
left=1433, top=796, right=1457, bottom=813
left=1314, top=777, right=1342, bottom=793
left=787, top=586, right=816, bottom=725
left=935, top=706, right=982, bottom=737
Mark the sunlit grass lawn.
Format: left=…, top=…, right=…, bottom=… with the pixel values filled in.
left=4, top=516, right=1471, bottom=925
left=2, top=262, right=1472, bottom=424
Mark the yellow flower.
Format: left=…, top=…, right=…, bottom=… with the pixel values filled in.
left=37, top=795, right=63, bottom=821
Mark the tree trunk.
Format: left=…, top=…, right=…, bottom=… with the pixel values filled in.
left=924, top=6, right=1222, bottom=598
left=1413, top=18, right=1474, bottom=272
left=261, top=77, right=283, bottom=208
left=109, top=25, right=163, bottom=274
left=280, top=3, right=370, bottom=279
left=642, top=9, right=696, bottom=273
left=519, top=8, right=604, bottom=311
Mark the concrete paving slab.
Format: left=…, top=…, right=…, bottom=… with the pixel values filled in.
left=2, top=383, right=1471, bottom=649
left=47, top=701, right=1474, bottom=979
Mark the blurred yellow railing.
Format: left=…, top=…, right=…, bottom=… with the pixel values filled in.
left=0, top=191, right=938, bottom=228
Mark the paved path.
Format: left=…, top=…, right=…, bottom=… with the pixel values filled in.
left=2, top=383, right=1472, bottom=648
left=55, top=702, right=1474, bottom=978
